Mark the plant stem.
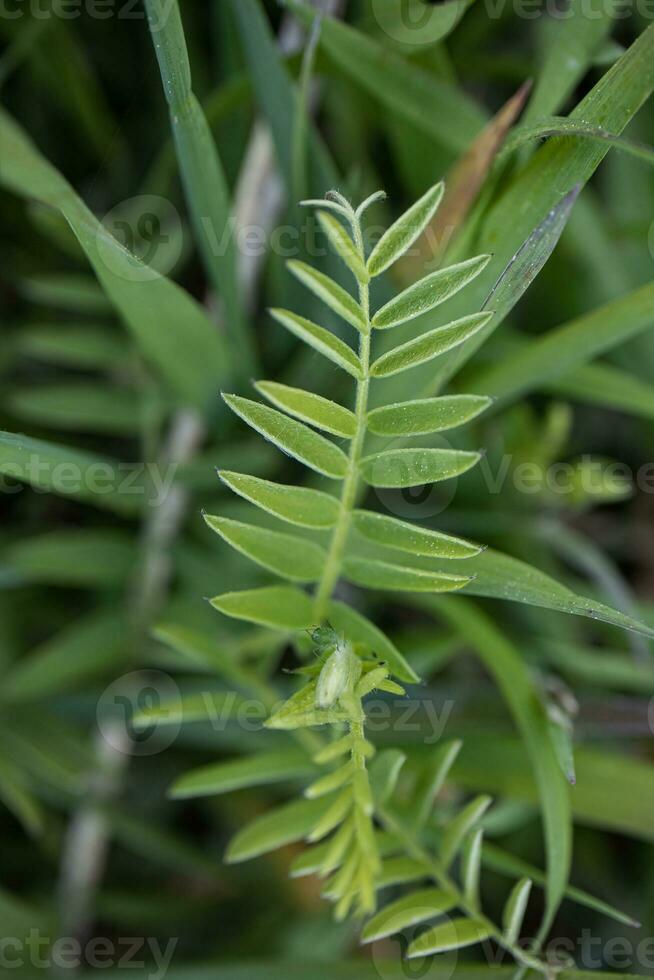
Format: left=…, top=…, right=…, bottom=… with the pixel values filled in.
left=314, top=215, right=371, bottom=620
left=378, top=804, right=548, bottom=976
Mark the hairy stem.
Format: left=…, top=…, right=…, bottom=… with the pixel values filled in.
left=314, top=216, right=371, bottom=620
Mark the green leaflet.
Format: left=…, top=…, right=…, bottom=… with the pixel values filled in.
left=462, top=828, right=484, bottom=908
left=169, top=750, right=316, bottom=800
left=316, top=211, right=368, bottom=283
left=413, top=741, right=463, bottom=829
left=223, top=394, right=348, bottom=479
left=367, top=395, right=491, bottom=437
left=361, top=888, right=456, bottom=944
left=269, top=308, right=363, bottom=378
left=353, top=510, right=481, bottom=560
left=372, top=255, right=491, bottom=329
left=426, top=598, right=571, bottom=941
left=327, top=601, right=419, bottom=684
left=369, top=750, right=407, bottom=805
left=378, top=856, right=426, bottom=889
left=255, top=381, right=356, bottom=438
left=287, top=260, right=366, bottom=332
left=502, top=878, right=532, bottom=945
left=219, top=471, right=340, bottom=529
left=407, top=917, right=492, bottom=958
left=204, top=515, right=326, bottom=583
left=440, top=795, right=492, bottom=867
left=226, top=797, right=331, bottom=864
left=482, top=842, right=638, bottom=927
left=367, top=182, right=444, bottom=278
left=291, top=831, right=399, bottom=878
left=0, top=107, right=229, bottom=407
left=371, top=313, right=493, bottom=378
left=359, top=448, right=480, bottom=488
left=210, top=586, right=314, bottom=631
left=343, top=558, right=470, bottom=594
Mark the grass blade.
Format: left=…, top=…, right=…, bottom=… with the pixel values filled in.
left=144, top=0, right=255, bottom=377
left=0, top=108, right=229, bottom=407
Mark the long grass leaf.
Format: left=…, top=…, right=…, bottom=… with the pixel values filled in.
left=144, top=0, right=255, bottom=376
left=0, top=108, right=229, bottom=407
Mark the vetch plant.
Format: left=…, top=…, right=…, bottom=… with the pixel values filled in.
left=207, top=183, right=493, bottom=642
left=195, top=186, right=577, bottom=970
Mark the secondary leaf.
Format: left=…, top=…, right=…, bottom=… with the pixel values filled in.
left=361, top=888, right=456, bottom=944
left=270, top=309, right=363, bottom=378
left=255, top=381, right=356, bottom=438
left=372, top=255, right=490, bottom=329
left=219, top=471, right=340, bottom=529
left=425, top=597, right=571, bottom=939
left=226, top=797, right=330, bottom=863
left=204, top=515, right=325, bottom=583
left=288, top=260, right=366, bottom=332
left=502, top=877, right=532, bottom=945
left=462, top=828, right=484, bottom=908
left=371, top=313, right=492, bottom=378
left=440, top=795, right=492, bottom=867
left=210, top=586, right=314, bottom=630
left=367, top=182, right=444, bottom=278
left=359, top=448, right=480, bottom=488
left=327, top=601, right=419, bottom=684
left=367, top=395, right=491, bottom=437
left=170, top=750, right=316, bottom=800
left=369, top=750, right=407, bottom=805
left=353, top=510, right=481, bottom=560
left=407, top=917, right=492, bottom=957
left=316, top=211, right=367, bottom=282
left=413, top=741, right=463, bottom=829
left=223, top=394, right=348, bottom=479
left=378, top=856, right=426, bottom=889
left=343, top=558, right=470, bottom=593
